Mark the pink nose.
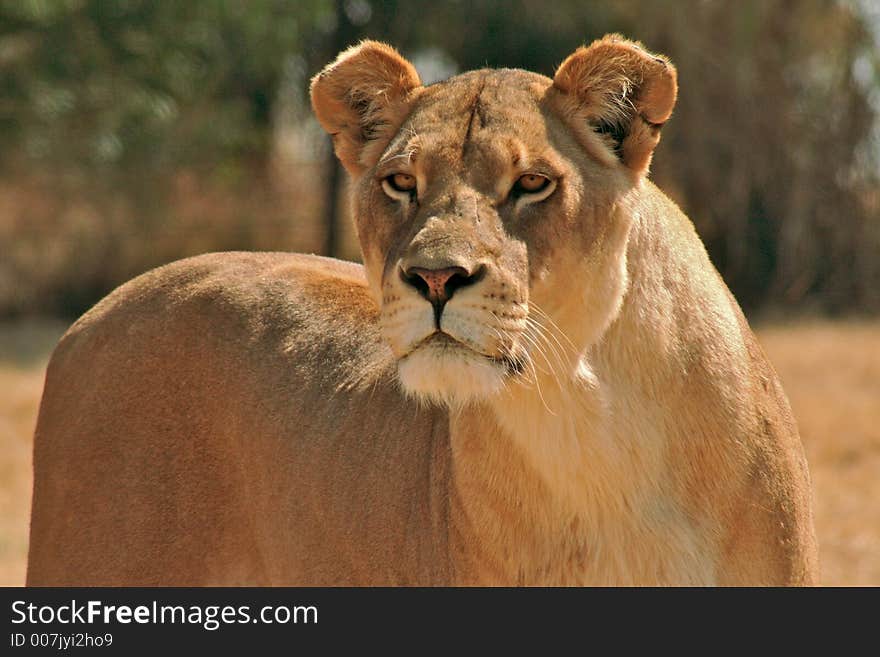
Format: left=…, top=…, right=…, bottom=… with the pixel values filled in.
left=403, top=266, right=472, bottom=305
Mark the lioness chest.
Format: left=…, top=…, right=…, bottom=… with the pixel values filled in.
left=445, top=404, right=719, bottom=586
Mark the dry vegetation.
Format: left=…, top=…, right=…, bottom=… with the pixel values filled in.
left=0, top=318, right=877, bottom=585
left=0, top=319, right=68, bottom=585
left=756, top=320, right=880, bottom=585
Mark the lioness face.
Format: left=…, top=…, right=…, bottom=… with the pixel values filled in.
left=312, top=38, right=677, bottom=405
left=355, top=71, right=624, bottom=404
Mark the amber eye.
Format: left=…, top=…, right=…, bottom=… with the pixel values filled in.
left=513, top=173, right=551, bottom=194
left=386, top=173, right=417, bottom=193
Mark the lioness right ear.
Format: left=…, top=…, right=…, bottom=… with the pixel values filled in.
left=310, top=41, right=422, bottom=175
left=553, top=34, right=677, bottom=176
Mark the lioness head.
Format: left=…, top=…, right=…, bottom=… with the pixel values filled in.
left=311, top=35, right=677, bottom=405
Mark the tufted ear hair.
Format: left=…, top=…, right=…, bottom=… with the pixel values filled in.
left=310, top=41, right=422, bottom=175
left=553, top=34, right=677, bottom=176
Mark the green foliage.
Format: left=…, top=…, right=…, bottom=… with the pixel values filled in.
left=0, top=0, right=321, bottom=174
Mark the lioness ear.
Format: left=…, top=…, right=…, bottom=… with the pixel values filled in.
left=553, top=34, right=677, bottom=176
left=310, top=41, right=422, bottom=175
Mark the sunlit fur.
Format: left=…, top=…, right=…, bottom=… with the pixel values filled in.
left=397, top=339, right=507, bottom=407
left=312, top=35, right=817, bottom=584
left=27, top=36, right=817, bottom=586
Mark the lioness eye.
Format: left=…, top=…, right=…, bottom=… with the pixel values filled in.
left=513, top=174, right=551, bottom=194
left=386, top=173, right=417, bottom=193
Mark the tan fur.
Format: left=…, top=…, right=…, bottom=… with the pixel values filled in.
left=27, top=36, right=818, bottom=586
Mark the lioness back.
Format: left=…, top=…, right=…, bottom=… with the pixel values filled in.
left=28, top=252, right=451, bottom=585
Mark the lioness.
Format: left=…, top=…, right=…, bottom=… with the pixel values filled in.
left=27, top=36, right=817, bottom=585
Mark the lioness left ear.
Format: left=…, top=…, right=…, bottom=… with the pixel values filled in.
left=553, top=34, right=677, bottom=176
left=310, top=41, right=422, bottom=175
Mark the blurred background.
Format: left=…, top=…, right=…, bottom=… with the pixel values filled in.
left=1, top=0, right=878, bottom=584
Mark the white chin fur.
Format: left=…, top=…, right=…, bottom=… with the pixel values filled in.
left=397, top=343, right=505, bottom=407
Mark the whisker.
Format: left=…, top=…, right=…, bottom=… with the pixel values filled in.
left=523, top=341, right=557, bottom=416
left=525, top=316, right=568, bottom=378
left=485, top=323, right=518, bottom=395
left=529, top=314, right=572, bottom=366
left=521, top=320, right=565, bottom=396
left=490, top=308, right=562, bottom=393
left=528, top=313, right=575, bottom=363
left=525, top=316, right=569, bottom=382
left=517, top=326, right=555, bottom=377
left=529, top=302, right=579, bottom=354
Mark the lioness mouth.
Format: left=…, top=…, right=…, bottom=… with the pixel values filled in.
left=409, top=331, right=471, bottom=353
left=409, top=331, right=525, bottom=375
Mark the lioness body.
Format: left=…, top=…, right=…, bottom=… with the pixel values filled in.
left=28, top=253, right=453, bottom=585
left=28, top=37, right=818, bottom=585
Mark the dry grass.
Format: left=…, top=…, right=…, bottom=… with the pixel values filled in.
left=756, top=320, right=880, bottom=585
left=0, top=319, right=69, bottom=585
left=0, top=318, right=877, bottom=585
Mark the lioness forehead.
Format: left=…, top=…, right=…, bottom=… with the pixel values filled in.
left=416, top=68, right=551, bottom=123
left=380, top=69, right=558, bottom=179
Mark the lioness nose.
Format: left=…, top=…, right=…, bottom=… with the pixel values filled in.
left=402, top=266, right=481, bottom=306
